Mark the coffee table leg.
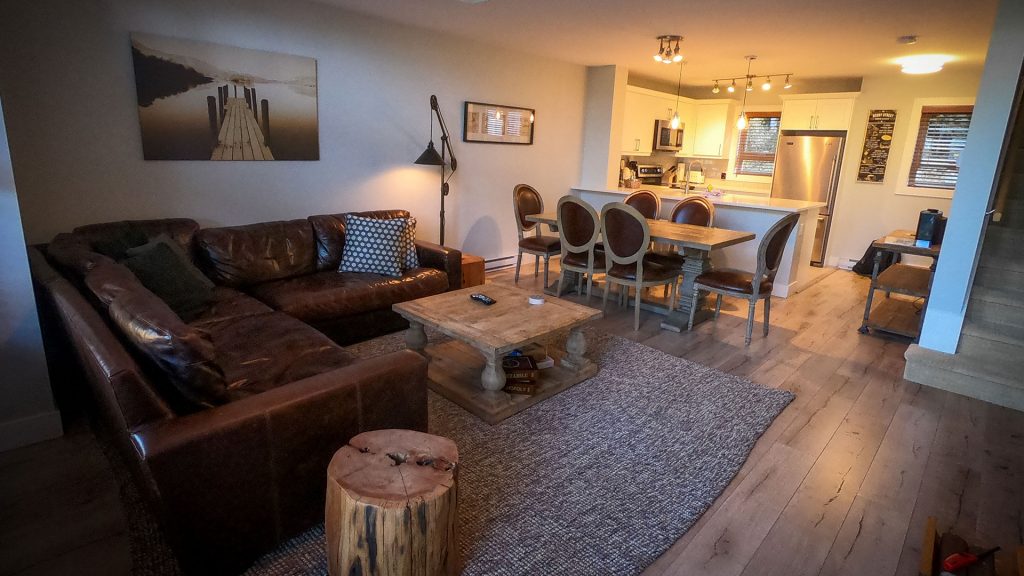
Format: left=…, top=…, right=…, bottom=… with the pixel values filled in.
left=405, top=321, right=427, bottom=354
left=481, top=353, right=506, bottom=391
left=560, top=328, right=590, bottom=371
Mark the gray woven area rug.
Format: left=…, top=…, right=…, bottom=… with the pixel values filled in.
left=240, top=328, right=793, bottom=576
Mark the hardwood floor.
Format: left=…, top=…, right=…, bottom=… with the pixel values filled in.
left=1, top=264, right=1021, bottom=575
left=505, top=263, right=1023, bottom=576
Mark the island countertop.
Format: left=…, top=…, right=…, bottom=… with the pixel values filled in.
left=571, top=185, right=825, bottom=214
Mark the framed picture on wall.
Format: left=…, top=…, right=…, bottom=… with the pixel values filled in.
left=130, top=32, right=319, bottom=161
left=463, top=101, right=535, bottom=145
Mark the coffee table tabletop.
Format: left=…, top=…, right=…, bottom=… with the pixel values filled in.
left=393, top=284, right=603, bottom=424
left=393, top=284, right=602, bottom=356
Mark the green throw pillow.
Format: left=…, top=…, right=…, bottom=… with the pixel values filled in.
left=123, top=240, right=215, bottom=322
left=91, top=226, right=149, bottom=260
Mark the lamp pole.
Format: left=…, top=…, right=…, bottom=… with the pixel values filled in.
left=414, top=95, right=457, bottom=246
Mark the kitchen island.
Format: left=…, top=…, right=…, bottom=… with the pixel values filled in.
left=571, top=185, right=829, bottom=297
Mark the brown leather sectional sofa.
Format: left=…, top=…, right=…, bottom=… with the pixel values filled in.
left=29, top=211, right=461, bottom=574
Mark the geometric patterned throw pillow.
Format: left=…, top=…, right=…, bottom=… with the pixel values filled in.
left=399, top=217, right=420, bottom=271
left=339, top=214, right=406, bottom=277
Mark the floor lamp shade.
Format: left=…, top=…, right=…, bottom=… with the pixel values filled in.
left=414, top=141, right=444, bottom=166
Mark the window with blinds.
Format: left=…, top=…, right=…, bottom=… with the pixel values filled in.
left=908, top=105, right=973, bottom=190
left=485, top=109, right=524, bottom=137
left=734, top=112, right=782, bottom=176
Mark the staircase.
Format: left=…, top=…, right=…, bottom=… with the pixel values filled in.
left=905, top=98, right=1024, bottom=411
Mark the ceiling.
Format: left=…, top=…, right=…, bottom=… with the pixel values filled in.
left=315, top=0, right=998, bottom=86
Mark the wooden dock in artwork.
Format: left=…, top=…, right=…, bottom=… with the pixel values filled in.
left=211, top=98, right=273, bottom=160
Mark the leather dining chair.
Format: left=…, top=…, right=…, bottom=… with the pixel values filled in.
left=687, top=212, right=800, bottom=345
left=647, top=196, right=716, bottom=273
left=624, top=189, right=662, bottom=220
left=600, top=202, right=680, bottom=331
left=555, top=196, right=605, bottom=301
left=513, top=184, right=560, bottom=286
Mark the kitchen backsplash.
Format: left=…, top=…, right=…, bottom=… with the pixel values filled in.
left=621, top=154, right=728, bottom=180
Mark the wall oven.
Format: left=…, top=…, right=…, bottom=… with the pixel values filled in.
left=654, top=119, right=684, bottom=152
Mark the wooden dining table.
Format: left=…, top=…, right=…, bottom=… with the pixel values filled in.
left=526, top=212, right=756, bottom=331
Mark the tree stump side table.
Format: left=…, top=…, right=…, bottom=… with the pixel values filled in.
left=326, top=429, right=459, bottom=576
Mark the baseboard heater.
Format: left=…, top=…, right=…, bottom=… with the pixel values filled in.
left=484, top=255, right=517, bottom=271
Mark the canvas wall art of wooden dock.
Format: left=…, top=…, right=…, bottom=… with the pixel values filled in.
left=212, top=96, right=273, bottom=160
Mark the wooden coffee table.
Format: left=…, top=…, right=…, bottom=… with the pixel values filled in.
left=393, top=284, right=602, bottom=424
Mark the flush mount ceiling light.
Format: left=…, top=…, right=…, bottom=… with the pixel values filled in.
left=712, top=56, right=793, bottom=95
left=653, top=35, right=684, bottom=64
left=895, top=54, right=952, bottom=74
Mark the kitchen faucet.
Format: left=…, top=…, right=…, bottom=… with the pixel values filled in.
left=682, top=160, right=703, bottom=189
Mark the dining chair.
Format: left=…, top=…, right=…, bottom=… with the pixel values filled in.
left=600, top=202, right=680, bottom=331
left=647, top=196, right=716, bottom=272
left=555, top=196, right=605, bottom=301
left=513, top=184, right=560, bottom=286
left=687, top=212, right=800, bottom=345
left=624, top=189, right=662, bottom=220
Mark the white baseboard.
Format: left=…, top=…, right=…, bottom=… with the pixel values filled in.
left=0, top=410, right=63, bottom=452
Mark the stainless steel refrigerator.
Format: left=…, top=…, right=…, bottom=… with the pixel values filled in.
left=770, top=130, right=846, bottom=267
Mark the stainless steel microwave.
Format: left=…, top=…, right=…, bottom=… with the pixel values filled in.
left=654, top=119, right=684, bottom=151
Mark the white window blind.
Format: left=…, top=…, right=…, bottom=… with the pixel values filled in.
left=735, top=112, right=781, bottom=176
left=908, top=105, right=973, bottom=190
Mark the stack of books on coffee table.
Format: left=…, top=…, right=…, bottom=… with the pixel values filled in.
left=502, top=343, right=554, bottom=395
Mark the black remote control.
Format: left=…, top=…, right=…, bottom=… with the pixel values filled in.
left=470, top=293, right=496, bottom=305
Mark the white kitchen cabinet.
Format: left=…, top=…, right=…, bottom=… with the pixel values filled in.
left=814, top=99, right=854, bottom=130
left=780, top=95, right=855, bottom=131
left=692, top=101, right=733, bottom=157
left=622, top=90, right=658, bottom=155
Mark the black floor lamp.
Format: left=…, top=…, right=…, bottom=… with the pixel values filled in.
left=414, top=95, right=457, bottom=246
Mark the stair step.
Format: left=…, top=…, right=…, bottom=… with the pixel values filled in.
left=967, top=298, right=1024, bottom=328
left=962, top=317, right=1024, bottom=345
left=970, top=284, right=1024, bottom=307
left=958, top=332, right=1024, bottom=362
left=978, top=228, right=1024, bottom=264
left=905, top=344, right=1024, bottom=412
left=974, top=265, right=1024, bottom=295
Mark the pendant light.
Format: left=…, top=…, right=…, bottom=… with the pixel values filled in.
left=736, top=55, right=755, bottom=130
left=670, top=61, right=683, bottom=129
left=727, top=80, right=736, bottom=93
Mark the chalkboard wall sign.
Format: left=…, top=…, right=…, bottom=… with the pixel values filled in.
left=857, top=109, right=898, bottom=183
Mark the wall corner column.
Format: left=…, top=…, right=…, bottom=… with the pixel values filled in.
left=579, top=65, right=627, bottom=190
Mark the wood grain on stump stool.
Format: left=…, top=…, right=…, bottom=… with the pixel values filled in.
left=326, top=429, right=459, bottom=576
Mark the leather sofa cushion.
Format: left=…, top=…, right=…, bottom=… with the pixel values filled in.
left=47, top=233, right=117, bottom=277
left=74, top=219, right=200, bottom=260
left=102, top=276, right=230, bottom=410
left=696, top=268, right=773, bottom=295
left=197, top=219, right=317, bottom=287
left=200, top=311, right=355, bottom=394
left=190, top=287, right=273, bottom=327
left=309, top=210, right=412, bottom=271
left=248, top=268, right=449, bottom=322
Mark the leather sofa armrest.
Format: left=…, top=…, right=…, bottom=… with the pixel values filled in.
left=416, top=240, right=462, bottom=291
left=128, top=349, right=428, bottom=573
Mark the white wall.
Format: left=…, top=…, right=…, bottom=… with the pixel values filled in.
left=828, top=69, right=982, bottom=266
left=0, top=0, right=587, bottom=262
left=920, top=0, right=1024, bottom=354
left=0, top=98, right=62, bottom=452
